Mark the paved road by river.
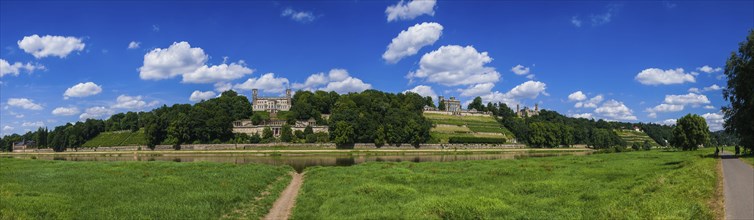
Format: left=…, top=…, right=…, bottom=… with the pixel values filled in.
left=721, top=151, right=754, bottom=220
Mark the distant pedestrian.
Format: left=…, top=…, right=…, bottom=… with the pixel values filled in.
left=735, top=145, right=741, bottom=155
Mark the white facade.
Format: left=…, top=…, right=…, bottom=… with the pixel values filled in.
left=252, top=89, right=291, bottom=112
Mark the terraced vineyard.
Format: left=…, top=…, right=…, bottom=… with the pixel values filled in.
left=424, top=112, right=514, bottom=143
left=616, top=130, right=661, bottom=147
left=82, top=129, right=147, bottom=147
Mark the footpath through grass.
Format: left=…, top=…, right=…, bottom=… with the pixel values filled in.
left=293, top=149, right=720, bottom=219
left=0, top=158, right=291, bottom=219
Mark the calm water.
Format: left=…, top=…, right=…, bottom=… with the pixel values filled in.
left=7, top=151, right=591, bottom=172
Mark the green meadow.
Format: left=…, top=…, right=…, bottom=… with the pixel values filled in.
left=0, top=158, right=291, bottom=219
left=293, top=149, right=721, bottom=219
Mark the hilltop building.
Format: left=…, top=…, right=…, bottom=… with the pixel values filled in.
left=251, top=88, right=291, bottom=112
left=232, top=88, right=328, bottom=137
left=423, top=96, right=491, bottom=117
left=516, top=104, right=539, bottom=117
left=12, top=140, right=35, bottom=152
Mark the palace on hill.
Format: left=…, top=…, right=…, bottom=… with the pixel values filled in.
left=422, top=96, right=492, bottom=117
left=516, top=104, right=540, bottom=117
left=232, top=89, right=328, bottom=137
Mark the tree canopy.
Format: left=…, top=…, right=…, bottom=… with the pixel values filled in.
left=671, top=114, right=710, bottom=151
left=722, top=29, right=754, bottom=152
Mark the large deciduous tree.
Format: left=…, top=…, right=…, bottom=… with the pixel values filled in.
left=722, top=30, right=754, bottom=152
left=671, top=114, right=710, bottom=151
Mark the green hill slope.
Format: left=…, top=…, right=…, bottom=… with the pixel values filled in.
left=424, top=112, right=514, bottom=144
left=82, top=129, right=146, bottom=147
left=616, top=130, right=661, bottom=147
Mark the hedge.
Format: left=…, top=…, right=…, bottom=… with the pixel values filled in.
left=448, top=136, right=506, bottom=144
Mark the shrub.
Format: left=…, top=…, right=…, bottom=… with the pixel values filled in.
left=631, top=143, right=640, bottom=151
left=448, top=137, right=506, bottom=144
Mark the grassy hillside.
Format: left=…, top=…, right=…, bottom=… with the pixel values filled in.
left=82, top=129, right=147, bottom=147
left=617, top=130, right=661, bottom=147
left=424, top=113, right=514, bottom=143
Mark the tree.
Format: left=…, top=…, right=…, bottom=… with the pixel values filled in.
left=375, top=126, right=386, bottom=148
left=144, top=114, right=168, bottom=149
left=424, top=96, right=436, bottom=108
left=671, top=114, right=710, bottom=151
left=631, top=143, right=640, bottom=150
left=262, top=127, right=274, bottom=140
left=722, top=29, right=754, bottom=153
left=642, top=140, right=652, bottom=150
left=280, top=124, right=293, bottom=142
left=251, top=113, right=263, bottom=125
left=333, top=121, right=355, bottom=148
left=438, top=100, right=446, bottom=111
left=467, top=97, right=484, bottom=111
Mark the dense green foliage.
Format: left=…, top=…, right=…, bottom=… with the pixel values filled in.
left=493, top=104, right=633, bottom=148
left=0, top=158, right=291, bottom=219
left=329, top=90, right=432, bottom=148
left=293, top=149, right=720, bottom=219
left=723, top=29, right=754, bottom=153
left=448, top=136, right=506, bottom=144
left=671, top=114, right=710, bottom=150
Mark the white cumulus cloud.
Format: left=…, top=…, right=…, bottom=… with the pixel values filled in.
left=575, top=95, right=604, bottom=108
left=385, top=0, right=436, bottom=22
left=2, top=125, right=13, bottom=132
left=635, top=68, right=695, bottom=85
left=79, top=106, right=113, bottom=120
left=128, top=41, right=141, bottom=49
left=17, top=34, right=85, bottom=58
left=139, top=41, right=208, bottom=80
left=458, top=83, right=495, bottom=97
left=383, top=22, right=443, bottom=64
left=1, top=59, right=45, bottom=77
left=52, top=107, right=80, bottom=116
left=702, top=112, right=724, bottom=131
left=292, top=69, right=372, bottom=94
left=21, top=121, right=44, bottom=127
left=476, top=81, right=547, bottom=108
left=63, top=82, right=102, bottom=99
left=511, top=64, right=531, bottom=75
left=571, top=113, right=593, bottom=119
left=189, top=90, right=217, bottom=102
left=234, top=73, right=290, bottom=93
left=7, top=98, right=43, bottom=110
left=595, top=99, right=637, bottom=121
left=404, top=85, right=438, bottom=101
left=112, top=95, right=157, bottom=109
left=408, top=45, right=500, bottom=86
left=663, top=93, right=711, bottom=106
left=697, top=65, right=722, bottom=73
left=568, top=91, right=587, bottom=102
left=182, top=61, right=254, bottom=83
left=281, top=8, right=316, bottom=23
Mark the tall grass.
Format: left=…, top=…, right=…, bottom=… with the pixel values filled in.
left=0, top=159, right=291, bottom=219
left=292, top=149, right=720, bottom=219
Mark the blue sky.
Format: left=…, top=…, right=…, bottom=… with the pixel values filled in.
left=1, top=0, right=752, bottom=135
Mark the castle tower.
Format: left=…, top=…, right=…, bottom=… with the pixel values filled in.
left=535, top=103, right=538, bottom=112
left=285, top=89, right=292, bottom=98
left=252, top=89, right=258, bottom=100
left=516, top=104, right=520, bottom=113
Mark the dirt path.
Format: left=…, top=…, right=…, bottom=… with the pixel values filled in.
left=263, top=172, right=304, bottom=220
left=721, top=151, right=754, bottom=219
